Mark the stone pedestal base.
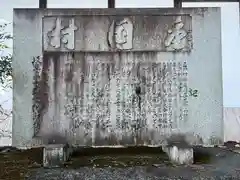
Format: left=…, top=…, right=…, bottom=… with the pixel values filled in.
left=43, top=144, right=72, bottom=167
left=162, top=145, right=193, bottom=165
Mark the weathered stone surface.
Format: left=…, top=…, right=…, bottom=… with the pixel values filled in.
left=163, top=146, right=193, bottom=165
left=43, top=144, right=72, bottom=167
left=43, top=15, right=192, bottom=52
left=13, top=8, right=223, bottom=148
left=162, top=134, right=193, bottom=164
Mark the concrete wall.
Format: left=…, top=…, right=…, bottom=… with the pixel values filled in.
left=224, top=107, right=240, bottom=142
left=13, top=8, right=223, bottom=148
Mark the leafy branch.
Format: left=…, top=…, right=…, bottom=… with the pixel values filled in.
left=0, top=21, right=12, bottom=139
left=0, top=22, right=12, bottom=86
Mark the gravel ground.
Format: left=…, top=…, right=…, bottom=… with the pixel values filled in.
left=2, top=146, right=240, bottom=180
left=24, top=147, right=240, bottom=180
left=25, top=165, right=240, bottom=180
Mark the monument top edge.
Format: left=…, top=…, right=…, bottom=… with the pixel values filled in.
left=13, top=7, right=220, bottom=16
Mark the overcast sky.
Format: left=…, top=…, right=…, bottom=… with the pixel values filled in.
left=0, top=0, right=239, bottom=107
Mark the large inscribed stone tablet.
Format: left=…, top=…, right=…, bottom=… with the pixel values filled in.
left=13, top=8, right=223, bottom=147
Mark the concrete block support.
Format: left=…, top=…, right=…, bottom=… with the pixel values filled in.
left=43, top=144, right=72, bottom=167
left=163, top=134, right=194, bottom=165
left=163, top=145, right=193, bottom=165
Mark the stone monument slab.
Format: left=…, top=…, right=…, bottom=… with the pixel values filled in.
left=13, top=8, right=223, bottom=148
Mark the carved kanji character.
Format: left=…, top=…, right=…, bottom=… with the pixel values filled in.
left=108, top=17, right=133, bottom=50
left=62, top=18, right=78, bottom=50
left=49, top=18, right=64, bottom=48
left=164, top=16, right=188, bottom=51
